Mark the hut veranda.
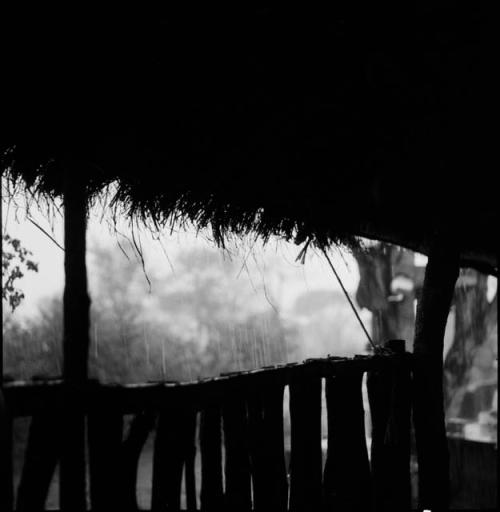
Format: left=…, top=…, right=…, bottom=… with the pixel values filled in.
left=1, top=5, right=496, bottom=511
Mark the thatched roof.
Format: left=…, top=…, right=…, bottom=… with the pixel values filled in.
left=1, top=6, right=496, bottom=274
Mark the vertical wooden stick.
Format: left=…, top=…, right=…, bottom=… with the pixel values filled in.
left=247, top=376, right=288, bottom=511
left=222, top=387, right=252, bottom=511
left=184, top=411, right=198, bottom=512
left=368, top=340, right=411, bottom=511
left=16, top=412, right=62, bottom=511
left=152, top=406, right=197, bottom=511
left=0, top=392, right=13, bottom=512
left=289, top=374, right=322, bottom=512
left=324, top=371, right=371, bottom=511
left=121, top=411, right=156, bottom=510
left=0, top=178, right=13, bottom=512
left=412, top=243, right=459, bottom=510
left=87, top=409, right=123, bottom=511
left=199, top=406, right=224, bottom=511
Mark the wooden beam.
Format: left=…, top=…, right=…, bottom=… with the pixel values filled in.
left=1, top=183, right=13, bottom=511
left=412, top=242, right=459, bottom=510
left=59, top=174, right=90, bottom=512
left=4, top=354, right=412, bottom=417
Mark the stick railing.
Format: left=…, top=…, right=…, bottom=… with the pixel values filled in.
left=2, top=348, right=413, bottom=511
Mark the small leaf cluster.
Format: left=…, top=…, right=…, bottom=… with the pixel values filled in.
left=2, top=233, right=39, bottom=311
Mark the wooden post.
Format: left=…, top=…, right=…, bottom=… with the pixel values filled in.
left=60, top=174, right=90, bottom=511
left=200, top=406, right=224, bottom=511
left=368, top=339, right=411, bottom=511
left=151, top=406, right=197, bottom=511
left=412, top=242, right=459, bottom=510
left=324, top=371, right=371, bottom=511
left=88, top=409, right=123, bottom=511
left=222, top=388, right=252, bottom=511
left=16, top=411, right=62, bottom=511
left=248, top=376, right=288, bottom=512
left=120, top=411, right=156, bottom=510
left=0, top=392, right=13, bottom=512
left=0, top=182, right=14, bottom=512
left=289, top=374, right=322, bottom=512
left=260, top=379, right=288, bottom=512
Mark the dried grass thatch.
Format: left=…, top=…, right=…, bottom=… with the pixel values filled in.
left=1, top=6, right=496, bottom=274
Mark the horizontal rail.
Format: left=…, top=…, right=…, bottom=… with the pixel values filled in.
left=3, top=353, right=412, bottom=416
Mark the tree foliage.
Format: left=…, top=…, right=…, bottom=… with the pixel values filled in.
left=2, top=233, right=39, bottom=312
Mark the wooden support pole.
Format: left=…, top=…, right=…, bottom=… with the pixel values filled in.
left=412, top=242, right=459, bottom=510
left=62, top=174, right=90, bottom=384
left=0, top=182, right=14, bottom=512
left=60, top=174, right=90, bottom=512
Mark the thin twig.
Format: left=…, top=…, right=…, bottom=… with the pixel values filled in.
left=27, top=217, right=65, bottom=251
left=321, top=247, right=375, bottom=350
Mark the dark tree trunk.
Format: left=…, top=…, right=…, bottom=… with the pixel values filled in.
left=412, top=242, right=459, bottom=510
left=60, top=174, right=90, bottom=512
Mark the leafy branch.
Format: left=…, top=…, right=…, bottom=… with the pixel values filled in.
left=2, top=233, right=39, bottom=311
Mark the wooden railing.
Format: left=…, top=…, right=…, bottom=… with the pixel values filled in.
left=1, top=349, right=412, bottom=511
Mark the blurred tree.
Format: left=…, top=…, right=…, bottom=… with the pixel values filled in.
left=3, top=297, right=62, bottom=380
left=3, top=242, right=298, bottom=382
left=157, top=247, right=297, bottom=377
left=87, top=242, right=149, bottom=382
